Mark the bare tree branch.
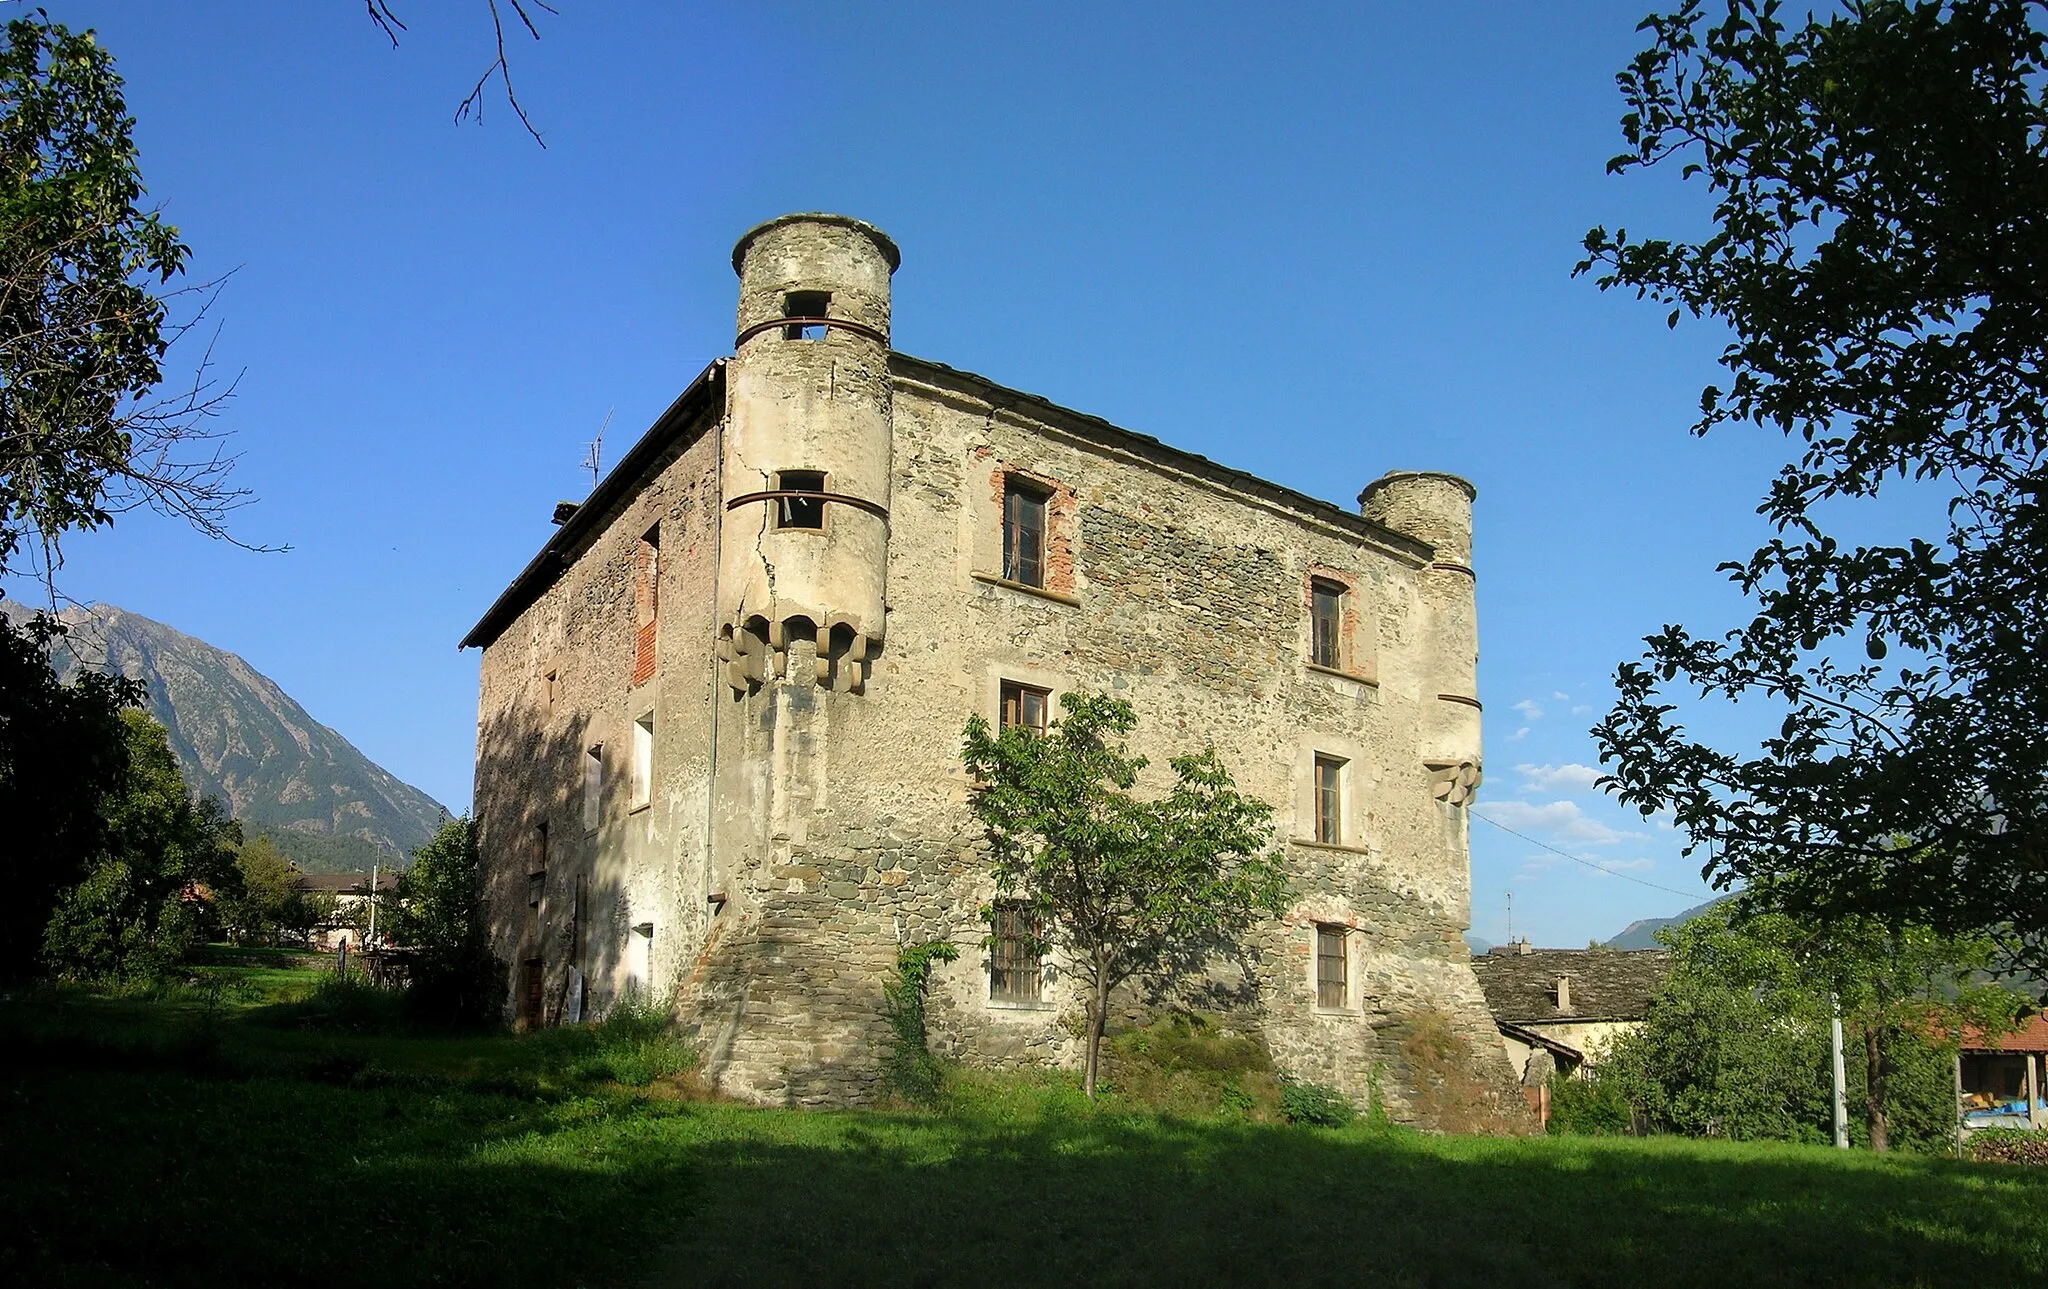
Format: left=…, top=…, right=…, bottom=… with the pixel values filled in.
left=368, top=1, right=555, bottom=148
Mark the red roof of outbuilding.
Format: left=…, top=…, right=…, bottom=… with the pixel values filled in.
left=1963, top=1010, right=2048, bottom=1054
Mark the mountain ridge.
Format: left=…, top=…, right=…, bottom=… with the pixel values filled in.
left=5, top=599, right=449, bottom=872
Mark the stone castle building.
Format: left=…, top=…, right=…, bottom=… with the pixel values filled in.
left=462, top=213, right=1519, bottom=1121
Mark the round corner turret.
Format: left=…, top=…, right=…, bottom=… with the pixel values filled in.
left=1358, top=470, right=1475, bottom=566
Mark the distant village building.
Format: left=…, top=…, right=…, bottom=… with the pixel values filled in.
left=1472, top=942, right=1671, bottom=1085
left=293, top=871, right=398, bottom=950
left=461, top=213, right=1524, bottom=1122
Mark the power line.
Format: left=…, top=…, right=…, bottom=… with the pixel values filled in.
left=1469, top=808, right=1717, bottom=901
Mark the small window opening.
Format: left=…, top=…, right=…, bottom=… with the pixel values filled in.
left=632, top=526, right=660, bottom=687
left=1000, top=680, right=1050, bottom=737
left=774, top=469, right=827, bottom=531
left=1002, top=477, right=1049, bottom=587
left=1310, top=579, right=1345, bottom=670
left=631, top=712, right=654, bottom=811
left=1316, top=924, right=1348, bottom=1008
left=543, top=669, right=558, bottom=707
left=991, top=901, right=1042, bottom=1002
left=782, top=290, right=831, bottom=341
left=1314, top=754, right=1344, bottom=845
left=583, top=744, right=603, bottom=832
left=527, top=822, right=548, bottom=908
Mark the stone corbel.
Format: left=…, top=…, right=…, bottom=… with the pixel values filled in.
left=1425, top=759, right=1482, bottom=806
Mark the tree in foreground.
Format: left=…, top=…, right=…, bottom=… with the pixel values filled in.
left=1600, top=902, right=2025, bottom=1149
left=386, top=816, right=505, bottom=1028
left=0, top=12, right=245, bottom=588
left=961, top=692, right=1289, bottom=1097
left=0, top=610, right=135, bottom=979
left=1580, top=0, right=2048, bottom=967
left=41, top=709, right=241, bottom=979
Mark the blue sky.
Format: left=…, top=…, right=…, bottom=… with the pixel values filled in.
left=14, top=1, right=1806, bottom=947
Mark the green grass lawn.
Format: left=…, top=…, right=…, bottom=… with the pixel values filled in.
left=4, top=961, right=2044, bottom=1289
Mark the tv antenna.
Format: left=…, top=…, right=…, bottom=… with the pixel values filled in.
left=582, top=407, right=614, bottom=489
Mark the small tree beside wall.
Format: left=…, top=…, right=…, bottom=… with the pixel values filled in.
left=961, top=692, right=1288, bottom=1098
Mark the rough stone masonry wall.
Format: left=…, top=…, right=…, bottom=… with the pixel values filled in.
left=673, top=354, right=1526, bottom=1127
left=474, top=422, right=724, bottom=1026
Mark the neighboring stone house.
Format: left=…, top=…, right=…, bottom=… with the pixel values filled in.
left=461, top=213, right=1524, bottom=1123
left=1472, top=943, right=1670, bottom=1084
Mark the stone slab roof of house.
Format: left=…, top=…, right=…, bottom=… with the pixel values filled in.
left=1471, top=947, right=1671, bottom=1024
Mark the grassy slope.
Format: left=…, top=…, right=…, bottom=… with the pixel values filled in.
left=3, top=956, right=2043, bottom=1289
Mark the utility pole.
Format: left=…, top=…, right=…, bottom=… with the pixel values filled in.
left=1830, top=992, right=1850, bottom=1149
left=369, top=862, right=379, bottom=947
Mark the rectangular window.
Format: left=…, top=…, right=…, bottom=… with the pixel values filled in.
left=991, top=902, right=1043, bottom=1002
left=1310, top=579, right=1345, bottom=670
left=527, top=822, right=548, bottom=907
left=774, top=469, right=826, bottom=531
left=583, top=744, right=603, bottom=832
left=1314, top=754, right=1344, bottom=845
left=543, top=669, right=558, bottom=707
left=782, top=290, right=830, bottom=341
left=1002, top=478, right=1048, bottom=587
left=999, top=680, right=1050, bottom=737
left=631, top=712, right=654, bottom=811
left=1316, top=924, right=1348, bottom=1008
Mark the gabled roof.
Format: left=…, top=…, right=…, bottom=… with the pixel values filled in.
left=1470, top=947, right=1671, bottom=1024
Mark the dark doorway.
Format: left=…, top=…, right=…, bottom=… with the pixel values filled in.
left=520, top=957, right=545, bottom=1029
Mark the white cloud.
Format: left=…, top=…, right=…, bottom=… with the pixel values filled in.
left=1481, top=798, right=1645, bottom=847
left=1508, top=726, right=1530, bottom=741
left=1514, top=762, right=1602, bottom=794
left=1552, top=691, right=1569, bottom=702
left=1570, top=704, right=1593, bottom=716
left=1512, top=698, right=1545, bottom=721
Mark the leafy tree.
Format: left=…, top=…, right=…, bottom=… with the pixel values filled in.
left=0, top=12, right=243, bottom=587
left=42, top=709, right=241, bottom=979
left=1601, top=903, right=2026, bottom=1149
left=1579, top=0, right=2048, bottom=966
left=0, top=609, right=135, bottom=979
left=386, top=816, right=504, bottom=1028
left=218, top=833, right=301, bottom=945
left=961, top=692, right=1289, bottom=1097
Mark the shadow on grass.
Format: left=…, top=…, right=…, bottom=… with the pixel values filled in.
left=3, top=988, right=2043, bottom=1289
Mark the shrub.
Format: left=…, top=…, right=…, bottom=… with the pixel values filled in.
left=1547, top=1071, right=1634, bottom=1136
left=567, top=997, right=696, bottom=1087
left=1279, top=1076, right=1356, bottom=1128
left=1105, top=1012, right=1281, bottom=1120
left=266, top=969, right=407, bottom=1034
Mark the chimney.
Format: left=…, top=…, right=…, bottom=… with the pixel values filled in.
left=1555, top=975, right=1572, bottom=1013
